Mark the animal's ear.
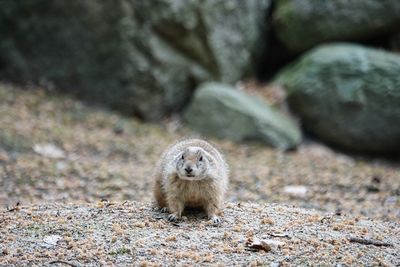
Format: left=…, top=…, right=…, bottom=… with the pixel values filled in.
left=196, top=150, right=203, bottom=161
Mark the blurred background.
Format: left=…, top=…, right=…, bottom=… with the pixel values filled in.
left=0, top=0, right=399, bottom=221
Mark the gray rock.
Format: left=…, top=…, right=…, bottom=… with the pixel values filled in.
left=0, top=0, right=270, bottom=120
left=273, top=0, right=400, bottom=52
left=275, top=43, right=400, bottom=153
left=184, top=82, right=301, bottom=149
left=389, top=32, right=400, bottom=51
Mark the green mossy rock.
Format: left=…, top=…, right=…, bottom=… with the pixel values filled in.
left=273, top=0, right=400, bottom=52
left=389, top=32, right=400, bottom=51
left=184, top=82, right=301, bottom=149
left=0, top=0, right=269, bottom=120
left=275, top=43, right=400, bottom=153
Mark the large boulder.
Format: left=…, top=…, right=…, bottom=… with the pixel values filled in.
left=0, top=0, right=270, bottom=120
left=389, top=32, right=400, bottom=52
left=273, top=0, right=400, bottom=52
left=275, top=43, right=400, bottom=154
left=184, top=82, right=301, bottom=149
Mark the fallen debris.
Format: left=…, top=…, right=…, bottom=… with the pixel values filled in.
left=33, top=143, right=66, bottom=159
left=6, top=202, right=20, bottom=212
left=246, top=237, right=272, bottom=252
left=348, top=236, right=394, bottom=247
left=261, top=239, right=285, bottom=250
left=283, top=185, right=308, bottom=198
left=43, top=235, right=63, bottom=248
left=49, top=260, right=79, bottom=267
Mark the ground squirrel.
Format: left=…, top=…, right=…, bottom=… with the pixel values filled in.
left=153, top=139, right=229, bottom=223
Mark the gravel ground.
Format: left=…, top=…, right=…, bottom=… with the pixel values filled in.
left=0, top=201, right=400, bottom=266
left=1, top=201, right=399, bottom=266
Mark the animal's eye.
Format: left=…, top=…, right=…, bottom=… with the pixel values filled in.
left=199, top=156, right=203, bottom=161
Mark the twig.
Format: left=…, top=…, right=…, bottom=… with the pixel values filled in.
left=6, top=202, right=20, bottom=212
left=348, top=236, right=393, bottom=247
left=171, top=221, right=181, bottom=227
left=49, top=260, right=80, bottom=267
left=320, top=215, right=333, bottom=223
left=269, top=232, right=291, bottom=238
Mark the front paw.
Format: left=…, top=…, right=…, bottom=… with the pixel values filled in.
left=160, top=207, right=169, bottom=213
left=209, top=215, right=221, bottom=225
left=167, top=214, right=179, bottom=222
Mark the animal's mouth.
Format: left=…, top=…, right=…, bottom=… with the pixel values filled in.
left=179, top=173, right=200, bottom=180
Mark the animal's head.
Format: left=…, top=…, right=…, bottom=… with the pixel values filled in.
left=176, top=147, right=209, bottom=180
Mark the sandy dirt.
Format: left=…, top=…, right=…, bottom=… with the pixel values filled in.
left=1, top=201, right=399, bottom=266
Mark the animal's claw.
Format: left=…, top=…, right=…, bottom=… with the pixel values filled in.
left=167, top=214, right=179, bottom=222
left=210, top=215, right=221, bottom=225
left=160, top=207, right=168, bottom=213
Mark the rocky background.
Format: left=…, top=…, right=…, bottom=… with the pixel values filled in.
left=1, top=0, right=400, bottom=154
left=0, top=1, right=400, bottom=265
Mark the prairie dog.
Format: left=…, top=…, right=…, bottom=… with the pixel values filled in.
left=153, top=139, right=229, bottom=223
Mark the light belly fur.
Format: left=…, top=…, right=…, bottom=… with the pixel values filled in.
left=179, top=180, right=212, bottom=208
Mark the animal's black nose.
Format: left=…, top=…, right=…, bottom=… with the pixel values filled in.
left=185, top=167, right=192, bottom=173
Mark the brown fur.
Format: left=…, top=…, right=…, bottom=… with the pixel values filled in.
left=153, top=139, right=229, bottom=222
